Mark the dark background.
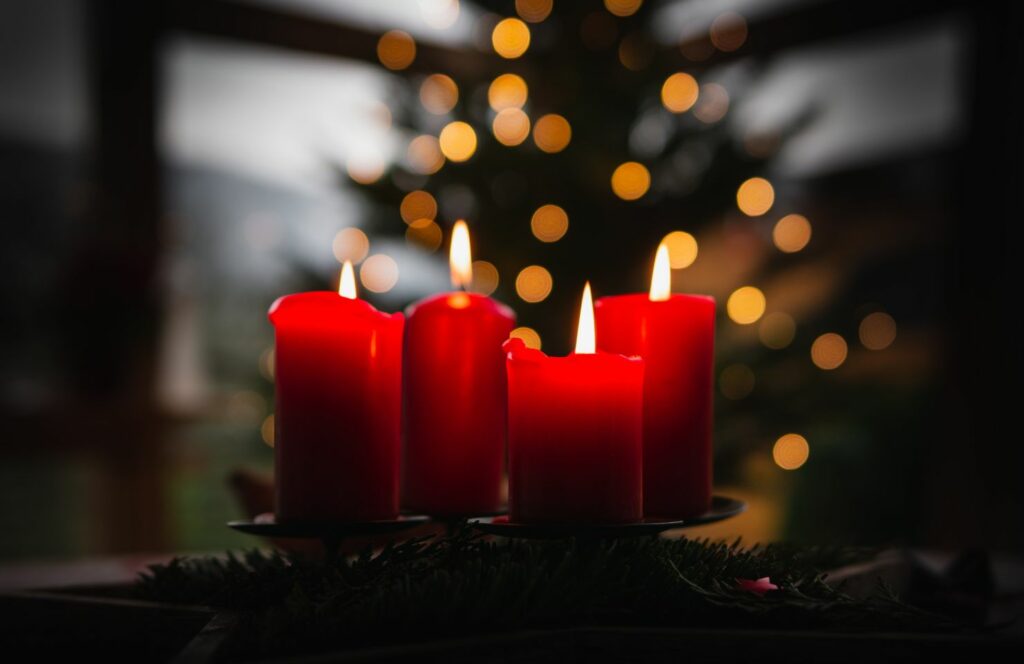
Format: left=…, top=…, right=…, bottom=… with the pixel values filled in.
left=0, top=0, right=1021, bottom=559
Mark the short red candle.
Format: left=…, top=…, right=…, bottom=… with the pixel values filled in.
left=402, top=222, right=516, bottom=515
left=594, top=250, right=715, bottom=518
left=268, top=287, right=404, bottom=522
left=505, top=284, right=644, bottom=524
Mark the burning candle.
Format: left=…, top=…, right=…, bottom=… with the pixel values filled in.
left=268, top=261, right=405, bottom=522
left=506, top=283, right=644, bottom=523
left=402, top=221, right=516, bottom=516
left=595, top=243, right=716, bottom=518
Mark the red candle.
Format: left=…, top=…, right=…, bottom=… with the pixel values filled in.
left=402, top=221, right=515, bottom=516
left=506, top=283, right=644, bottom=523
left=268, top=261, right=404, bottom=522
left=595, top=243, right=715, bottom=518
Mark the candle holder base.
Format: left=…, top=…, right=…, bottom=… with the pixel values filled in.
left=468, top=495, right=745, bottom=540
left=228, top=513, right=431, bottom=559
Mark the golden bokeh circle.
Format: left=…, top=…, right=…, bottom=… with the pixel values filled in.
left=515, top=265, right=553, bottom=303
left=492, top=18, right=531, bottom=59
left=811, top=333, right=848, bottom=370
left=727, top=286, right=766, bottom=324
left=533, top=114, right=572, bottom=153
left=773, top=434, right=809, bottom=470
left=736, top=177, right=775, bottom=217
left=419, top=74, right=458, bottom=115
left=530, top=204, right=569, bottom=243
left=509, top=326, right=542, bottom=349
left=439, top=121, right=478, bottom=162
left=759, top=312, right=796, bottom=349
left=405, top=219, right=443, bottom=252
left=492, top=108, right=531, bottom=146
left=611, top=162, right=651, bottom=201
left=773, top=214, right=812, bottom=253
left=332, top=227, right=370, bottom=264
left=360, top=254, right=400, bottom=293
left=407, top=135, right=445, bottom=174
left=859, top=312, right=897, bottom=351
left=660, top=73, right=699, bottom=113
left=488, top=74, right=528, bottom=110
left=515, top=0, right=552, bottom=23
left=470, top=260, right=500, bottom=296
left=377, top=30, right=416, bottom=71
left=400, top=190, right=437, bottom=224
left=710, top=12, right=748, bottom=52
left=604, top=0, right=643, bottom=18
left=663, top=231, right=698, bottom=268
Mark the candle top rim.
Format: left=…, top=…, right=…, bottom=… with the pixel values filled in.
left=595, top=292, right=716, bottom=306
left=268, top=291, right=403, bottom=325
left=406, top=291, right=516, bottom=319
left=503, top=337, right=642, bottom=365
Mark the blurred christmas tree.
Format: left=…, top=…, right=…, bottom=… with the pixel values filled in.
left=336, top=0, right=939, bottom=545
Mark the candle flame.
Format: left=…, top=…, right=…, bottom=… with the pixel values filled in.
left=450, top=220, right=473, bottom=288
left=574, top=281, right=596, bottom=354
left=339, top=260, right=357, bottom=299
left=649, top=241, right=671, bottom=301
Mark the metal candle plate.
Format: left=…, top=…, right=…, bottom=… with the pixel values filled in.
left=469, top=495, right=746, bottom=540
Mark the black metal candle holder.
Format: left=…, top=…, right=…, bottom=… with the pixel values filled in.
left=468, top=495, right=746, bottom=540
left=227, top=514, right=431, bottom=559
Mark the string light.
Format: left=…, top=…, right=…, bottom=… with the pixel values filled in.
left=736, top=177, right=775, bottom=216
left=515, top=0, right=552, bottom=23
left=811, top=333, right=848, bottom=370
left=533, top=114, right=572, bottom=153
left=604, top=0, right=643, bottom=18
left=419, top=74, right=458, bottom=114
left=377, top=31, right=416, bottom=70
left=509, top=326, right=542, bottom=349
left=530, top=204, right=569, bottom=242
left=727, top=286, right=766, bottom=324
left=661, top=73, right=699, bottom=113
left=773, top=434, right=809, bottom=470
left=488, top=74, right=528, bottom=110
left=439, top=121, right=477, bottom=161
left=360, top=254, right=400, bottom=293
left=611, top=161, right=650, bottom=200
left=492, top=18, right=531, bottom=58
left=859, top=312, right=897, bottom=350
left=662, top=231, right=698, bottom=268
left=773, top=214, right=811, bottom=252
left=492, top=108, right=532, bottom=146
left=515, top=265, right=553, bottom=302
left=332, top=228, right=370, bottom=263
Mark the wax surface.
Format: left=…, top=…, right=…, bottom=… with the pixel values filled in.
left=505, top=338, right=644, bottom=524
left=595, top=294, right=715, bottom=518
left=269, top=292, right=404, bottom=522
left=402, top=292, right=515, bottom=515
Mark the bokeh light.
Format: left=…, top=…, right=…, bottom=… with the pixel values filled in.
left=405, top=219, right=443, bottom=252
left=773, top=434, right=809, bottom=470
left=360, top=254, right=400, bottom=293
left=346, top=156, right=386, bottom=184
left=727, top=286, right=766, bottom=324
left=736, top=177, right=775, bottom=217
left=377, top=30, right=416, bottom=70
left=419, top=0, right=460, bottom=29
left=515, top=265, right=553, bottom=303
left=470, top=260, right=500, bottom=295
left=533, top=114, right=572, bottom=153
left=488, top=74, right=528, bottom=110
left=515, top=0, right=552, bottom=23
left=258, top=347, right=275, bottom=382
left=662, top=231, right=698, bottom=268
left=400, top=190, right=437, bottom=224
left=531, top=204, right=569, bottom=242
left=261, top=414, right=275, bottom=447
left=332, top=227, right=370, bottom=263
left=604, top=0, right=643, bottom=17
left=811, top=333, right=848, bottom=370
left=420, top=74, right=459, bottom=115
left=439, top=121, right=477, bottom=162
left=492, top=108, right=532, bottom=146
left=660, top=73, right=699, bottom=113
left=759, top=312, right=796, bottom=349
left=694, top=82, right=729, bottom=123
left=492, top=18, right=531, bottom=59
left=407, top=135, right=445, bottom=174
left=859, top=312, right=897, bottom=350
left=611, top=161, right=650, bottom=200
left=509, top=326, right=542, bottom=349
left=618, top=32, right=655, bottom=71
left=773, top=214, right=812, bottom=252
left=710, top=12, right=748, bottom=52
left=720, top=364, right=755, bottom=400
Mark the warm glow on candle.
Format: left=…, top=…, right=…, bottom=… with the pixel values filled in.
left=575, top=282, right=596, bottom=354
left=339, top=260, right=357, bottom=299
left=649, top=242, right=671, bottom=301
left=450, top=220, right=473, bottom=288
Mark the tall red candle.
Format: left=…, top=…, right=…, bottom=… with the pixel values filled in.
left=268, top=262, right=404, bottom=522
left=594, top=244, right=715, bottom=518
left=402, top=221, right=515, bottom=516
left=506, top=283, right=644, bottom=523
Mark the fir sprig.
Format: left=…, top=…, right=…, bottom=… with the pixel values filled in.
left=136, top=529, right=955, bottom=658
